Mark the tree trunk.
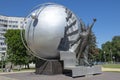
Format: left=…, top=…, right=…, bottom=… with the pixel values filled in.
left=27, top=64, right=30, bottom=69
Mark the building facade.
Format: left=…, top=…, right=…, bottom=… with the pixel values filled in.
left=0, top=15, right=25, bottom=61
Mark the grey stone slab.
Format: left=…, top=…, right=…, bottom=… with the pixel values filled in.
left=60, top=51, right=76, bottom=60
left=71, top=65, right=102, bottom=77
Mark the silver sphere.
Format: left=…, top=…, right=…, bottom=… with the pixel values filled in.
left=24, top=3, right=80, bottom=60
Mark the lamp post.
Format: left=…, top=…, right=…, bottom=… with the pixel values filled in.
left=112, top=56, right=115, bottom=63
left=104, top=51, right=106, bottom=63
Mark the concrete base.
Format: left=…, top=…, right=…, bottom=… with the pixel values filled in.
left=71, top=65, right=102, bottom=77
left=35, top=59, right=63, bottom=75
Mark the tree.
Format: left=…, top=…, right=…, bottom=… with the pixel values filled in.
left=88, top=32, right=99, bottom=61
left=4, top=29, right=33, bottom=69
left=102, top=41, right=112, bottom=61
left=111, top=36, right=120, bottom=62
left=101, top=36, right=120, bottom=62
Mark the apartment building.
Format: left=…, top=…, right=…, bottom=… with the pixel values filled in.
left=0, top=15, right=25, bottom=61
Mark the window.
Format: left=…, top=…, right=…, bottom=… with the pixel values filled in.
left=0, top=48, right=6, bottom=50
left=9, top=20, right=18, bottom=23
left=0, top=37, right=5, bottom=40
left=13, top=25, right=18, bottom=28
left=4, top=25, right=7, bottom=27
left=0, top=19, right=8, bottom=23
left=2, top=48, right=6, bottom=50
left=9, top=25, right=11, bottom=27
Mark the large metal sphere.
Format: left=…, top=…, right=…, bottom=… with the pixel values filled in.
left=25, top=3, right=80, bottom=60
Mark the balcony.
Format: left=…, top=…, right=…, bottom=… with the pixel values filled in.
left=0, top=45, right=7, bottom=48
left=0, top=26, right=7, bottom=30
left=0, top=50, right=6, bottom=53
left=0, top=30, right=6, bottom=34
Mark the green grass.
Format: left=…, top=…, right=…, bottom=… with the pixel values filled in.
left=102, top=64, right=120, bottom=68
left=105, top=71, right=120, bottom=73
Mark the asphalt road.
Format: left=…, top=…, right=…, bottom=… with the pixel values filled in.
left=0, top=72, right=120, bottom=80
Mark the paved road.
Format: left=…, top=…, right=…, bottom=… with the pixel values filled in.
left=0, top=71, right=120, bottom=80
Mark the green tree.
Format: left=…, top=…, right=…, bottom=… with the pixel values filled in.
left=111, top=36, right=120, bottom=62
left=88, top=32, right=100, bottom=62
left=101, top=36, right=120, bottom=62
left=4, top=29, right=33, bottom=69
left=102, top=41, right=112, bottom=61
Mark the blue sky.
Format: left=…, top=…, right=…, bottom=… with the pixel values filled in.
left=0, top=0, right=120, bottom=48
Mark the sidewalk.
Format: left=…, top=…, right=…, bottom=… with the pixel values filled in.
left=0, top=76, right=19, bottom=80
left=0, top=70, right=35, bottom=80
left=0, top=68, right=120, bottom=80
left=0, top=70, right=35, bottom=75
left=0, top=67, right=120, bottom=75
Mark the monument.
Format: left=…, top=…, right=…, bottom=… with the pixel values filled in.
left=21, top=3, right=101, bottom=77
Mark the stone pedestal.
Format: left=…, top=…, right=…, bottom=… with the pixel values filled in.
left=72, top=65, right=102, bottom=77
left=35, top=59, right=63, bottom=75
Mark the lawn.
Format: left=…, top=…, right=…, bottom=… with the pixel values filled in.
left=102, top=64, right=120, bottom=68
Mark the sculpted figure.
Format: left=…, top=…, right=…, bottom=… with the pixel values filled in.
left=71, top=19, right=96, bottom=65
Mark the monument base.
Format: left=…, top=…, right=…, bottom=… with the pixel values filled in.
left=71, top=65, right=102, bottom=77
left=35, top=59, right=63, bottom=75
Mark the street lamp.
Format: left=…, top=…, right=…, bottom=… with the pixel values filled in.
left=104, top=51, right=106, bottom=62
left=112, top=56, right=115, bottom=63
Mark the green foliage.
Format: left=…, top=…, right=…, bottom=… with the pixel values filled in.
left=88, top=32, right=99, bottom=61
left=101, top=36, right=120, bottom=62
left=112, top=36, right=120, bottom=62
left=4, top=29, right=34, bottom=66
